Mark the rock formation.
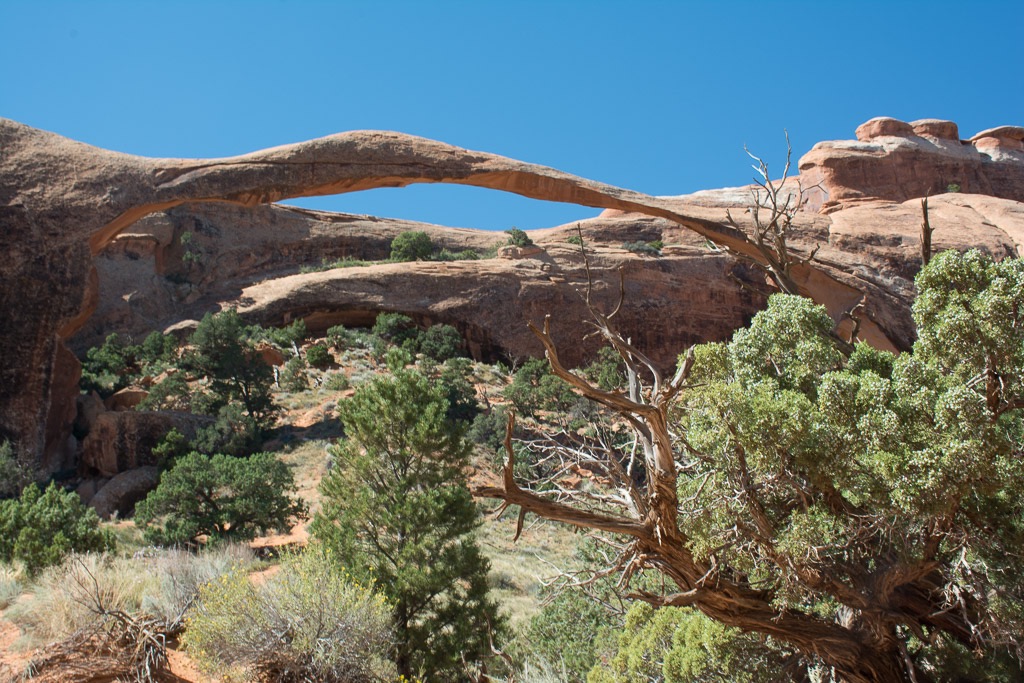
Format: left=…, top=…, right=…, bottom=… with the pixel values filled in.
left=2, top=116, right=1023, bottom=472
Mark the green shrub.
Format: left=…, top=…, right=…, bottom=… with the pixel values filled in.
left=419, top=323, right=465, bottom=362
left=0, top=483, right=113, bottom=574
left=279, top=354, right=310, bottom=392
left=184, top=546, right=394, bottom=683
left=390, top=230, right=434, bottom=262
left=504, top=358, right=578, bottom=417
left=436, top=248, right=481, bottom=261
left=324, top=372, right=351, bottom=392
left=305, top=343, right=332, bottom=369
left=326, top=323, right=364, bottom=351
left=567, top=234, right=584, bottom=246
left=505, top=227, right=533, bottom=247
left=467, top=406, right=510, bottom=456
left=299, top=256, right=372, bottom=273
left=135, top=451, right=307, bottom=546
left=583, top=347, right=625, bottom=392
left=258, top=318, right=307, bottom=350
left=191, top=404, right=264, bottom=457
left=622, top=240, right=661, bottom=256
left=371, top=312, right=422, bottom=351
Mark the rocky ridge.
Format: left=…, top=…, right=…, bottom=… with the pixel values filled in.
left=2, top=116, right=1023, bottom=473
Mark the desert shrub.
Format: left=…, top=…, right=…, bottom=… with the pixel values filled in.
left=0, top=565, right=22, bottom=610
left=588, top=603, right=787, bottom=683
left=567, top=234, right=584, bottom=246
left=436, top=248, right=481, bottom=261
left=7, top=546, right=253, bottom=645
left=0, top=483, right=113, bottom=574
left=437, top=358, right=480, bottom=424
left=504, top=358, right=578, bottom=417
left=135, top=451, right=307, bottom=546
left=279, top=354, right=310, bottom=392
left=299, top=256, right=372, bottom=273
left=326, top=323, right=363, bottom=351
left=622, top=240, right=661, bottom=256
left=324, top=372, right=351, bottom=392
left=191, top=404, right=263, bottom=457
left=390, top=230, right=434, bottom=262
left=184, top=546, right=394, bottom=683
left=371, top=312, right=422, bottom=351
left=467, top=406, right=510, bottom=456
left=305, top=343, right=332, bottom=369
left=505, top=227, right=533, bottom=247
left=259, top=318, right=307, bottom=350
left=80, top=332, right=179, bottom=397
left=583, top=346, right=625, bottom=392
left=419, top=323, right=465, bottom=362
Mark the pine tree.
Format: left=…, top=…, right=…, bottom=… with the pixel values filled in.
left=311, top=366, right=503, bottom=681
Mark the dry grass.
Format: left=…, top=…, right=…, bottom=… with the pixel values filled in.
left=6, top=545, right=256, bottom=650
left=478, top=514, right=579, bottom=631
left=0, top=564, right=22, bottom=610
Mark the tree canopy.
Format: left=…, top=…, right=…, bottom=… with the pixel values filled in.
left=478, top=249, right=1024, bottom=682
left=312, top=367, right=503, bottom=681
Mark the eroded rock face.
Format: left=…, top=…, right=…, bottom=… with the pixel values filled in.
left=3, top=116, right=1023, bottom=472
left=800, top=116, right=1024, bottom=212
left=80, top=411, right=212, bottom=478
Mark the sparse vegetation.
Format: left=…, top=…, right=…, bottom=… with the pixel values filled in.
left=184, top=546, right=394, bottom=683
left=622, top=239, right=662, bottom=256
left=505, top=226, right=534, bottom=247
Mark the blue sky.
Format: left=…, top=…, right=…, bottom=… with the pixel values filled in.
left=2, top=0, right=1022, bottom=230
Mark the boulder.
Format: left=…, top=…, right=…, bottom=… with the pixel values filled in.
left=104, top=387, right=150, bottom=412
left=80, top=410, right=212, bottom=477
left=855, top=116, right=915, bottom=141
left=88, top=466, right=161, bottom=519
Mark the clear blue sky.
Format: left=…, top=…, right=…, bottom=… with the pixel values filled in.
left=2, top=0, right=1022, bottom=230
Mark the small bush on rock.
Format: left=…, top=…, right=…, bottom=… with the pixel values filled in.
left=390, top=230, right=434, bottom=262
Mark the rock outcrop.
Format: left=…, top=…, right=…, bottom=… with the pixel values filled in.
left=2, top=116, right=1023, bottom=472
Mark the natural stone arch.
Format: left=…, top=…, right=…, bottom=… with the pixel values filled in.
left=0, top=119, right=886, bottom=466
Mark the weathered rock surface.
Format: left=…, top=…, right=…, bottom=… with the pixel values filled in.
left=2, top=115, right=1023, bottom=472
left=80, top=410, right=212, bottom=477
left=88, top=466, right=161, bottom=519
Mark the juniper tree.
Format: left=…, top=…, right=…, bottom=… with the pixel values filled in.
left=312, top=367, right=503, bottom=681
left=478, top=249, right=1024, bottom=682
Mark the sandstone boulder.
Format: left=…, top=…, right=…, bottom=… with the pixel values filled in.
left=88, top=466, right=161, bottom=519
left=80, top=411, right=212, bottom=477
left=104, top=387, right=150, bottom=412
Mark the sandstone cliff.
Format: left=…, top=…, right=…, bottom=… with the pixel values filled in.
left=2, top=116, right=1022, bottom=471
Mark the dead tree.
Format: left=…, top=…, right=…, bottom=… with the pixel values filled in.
left=474, top=266, right=980, bottom=682
left=718, top=131, right=820, bottom=296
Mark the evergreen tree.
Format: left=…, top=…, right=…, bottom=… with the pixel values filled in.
left=311, top=367, right=503, bottom=681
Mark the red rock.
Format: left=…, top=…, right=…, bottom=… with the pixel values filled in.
left=103, top=387, right=150, bottom=411
left=855, top=117, right=915, bottom=141
left=910, top=119, right=959, bottom=140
